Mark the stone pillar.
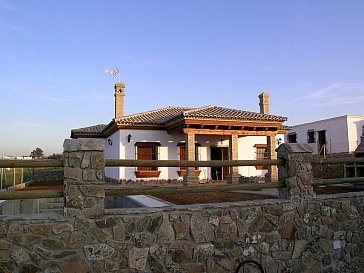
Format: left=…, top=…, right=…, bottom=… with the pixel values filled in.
left=114, top=82, right=125, bottom=120
left=277, top=143, right=315, bottom=205
left=267, top=135, right=278, bottom=182
left=227, top=133, right=240, bottom=184
left=63, top=139, right=105, bottom=219
left=183, top=132, right=199, bottom=185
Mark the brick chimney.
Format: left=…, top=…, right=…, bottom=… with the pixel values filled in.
left=259, top=92, right=270, bottom=115
left=114, top=82, right=125, bottom=120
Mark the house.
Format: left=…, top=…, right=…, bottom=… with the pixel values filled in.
left=71, top=82, right=289, bottom=184
left=286, top=115, right=364, bottom=157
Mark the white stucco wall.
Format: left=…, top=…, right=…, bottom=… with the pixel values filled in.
left=105, top=129, right=285, bottom=181
left=105, top=131, right=121, bottom=180
left=347, top=116, right=364, bottom=152
left=286, top=115, right=364, bottom=155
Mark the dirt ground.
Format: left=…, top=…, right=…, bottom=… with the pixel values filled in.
left=152, top=191, right=275, bottom=205
left=152, top=186, right=364, bottom=205
left=20, top=183, right=364, bottom=206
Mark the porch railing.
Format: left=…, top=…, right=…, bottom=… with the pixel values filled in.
left=0, top=155, right=364, bottom=201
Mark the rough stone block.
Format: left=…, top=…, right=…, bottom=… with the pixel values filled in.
left=9, top=234, right=42, bottom=250
left=193, top=244, right=214, bottom=262
left=59, top=256, right=92, bottom=273
left=133, top=232, right=156, bottom=248
left=129, top=247, right=149, bottom=271
left=85, top=227, right=111, bottom=242
left=217, top=259, right=236, bottom=271
left=95, top=218, right=117, bottom=229
left=91, top=153, right=105, bottom=169
left=113, top=223, right=125, bottom=241
left=158, top=214, right=175, bottom=243
left=68, top=152, right=83, bottom=168
left=0, top=241, right=12, bottom=250
left=68, top=232, right=91, bottom=249
left=10, top=248, right=30, bottom=265
left=65, top=195, right=84, bottom=209
left=8, top=223, right=21, bottom=234
left=84, top=197, right=96, bottom=208
left=64, top=208, right=82, bottom=218
left=28, top=224, right=54, bottom=235
left=0, top=225, right=6, bottom=238
left=64, top=168, right=82, bottom=181
left=84, top=204, right=105, bottom=219
left=82, top=170, right=97, bottom=182
left=106, top=240, right=130, bottom=252
left=81, top=152, right=91, bottom=168
left=266, top=231, right=280, bottom=243
left=173, top=221, right=189, bottom=240
left=182, top=262, right=205, bottom=273
left=191, top=212, right=215, bottom=243
left=53, top=223, right=73, bottom=235
left=79, top=185, right=105, bottom=197
left=84, top=244, right=114, bottom=260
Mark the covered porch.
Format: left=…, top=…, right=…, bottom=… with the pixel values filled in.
left=168, top=118, right=285, bottom=184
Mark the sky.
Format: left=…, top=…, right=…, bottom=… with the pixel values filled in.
left=0, top=1, right=364, bottom=156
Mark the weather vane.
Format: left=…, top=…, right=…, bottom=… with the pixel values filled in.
left=104, top=67, right=120, bottom=82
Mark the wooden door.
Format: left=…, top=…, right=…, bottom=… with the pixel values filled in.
left=211, top=147, right=229, bottom=180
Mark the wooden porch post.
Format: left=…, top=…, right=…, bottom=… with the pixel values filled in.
left=227, top=133, right=240, bottom=184
left=183, top=132, right=199, bottom=185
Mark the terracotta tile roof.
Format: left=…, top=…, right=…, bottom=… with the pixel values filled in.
left=115, top=106, right=193, bottom=126
left=71, top=124, right=108, bottom=137
left=71, top=105, right=288, bottom=136
left=116, top=105, right=287, bottom=126
left=182, top=105, right=287, bottom=122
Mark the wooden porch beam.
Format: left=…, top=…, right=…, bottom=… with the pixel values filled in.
left=182, top=128, right=278, bottom=136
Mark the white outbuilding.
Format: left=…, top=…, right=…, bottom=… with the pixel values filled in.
left=286, top=115, right=364, bottom=157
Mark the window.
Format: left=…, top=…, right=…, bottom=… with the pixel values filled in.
left=134, top=142, right=161, bottom=177
left=287, top=133, right=297, bottom=143
left=177, top=142, right=201, bottom=176
left=254, top=144, right=267, bottom=170
left=307, top=130, right=315, bottom=143
left=178, top=143, right=200, bottom=166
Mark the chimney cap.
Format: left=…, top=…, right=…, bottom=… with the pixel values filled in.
left=114, top=82, right=125, bottom=88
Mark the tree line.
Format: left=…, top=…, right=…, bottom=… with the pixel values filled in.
left=30, top=147, right=62, bottom=160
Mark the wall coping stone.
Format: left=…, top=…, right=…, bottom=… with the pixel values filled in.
left=0, top=212, right=65, bottom=221
left=276, top=143, right=313, bottom=154
left=105, top=198, right=291, bottom=215
left=63, top=138, right=105, bottom=152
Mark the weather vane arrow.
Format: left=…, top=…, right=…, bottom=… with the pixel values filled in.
left=104, top=67, right=120, bottom=82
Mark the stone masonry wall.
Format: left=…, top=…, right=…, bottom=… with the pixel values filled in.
left=0, top=140, right=362, bottom=273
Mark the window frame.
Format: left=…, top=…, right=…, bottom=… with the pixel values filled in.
left=307, top=130, right=315, bottom=143
left=254, top=144, right=268, bottom=170
left=287, top=133, right=297, bottom=143
left=134, top=142, right=161, bottom=178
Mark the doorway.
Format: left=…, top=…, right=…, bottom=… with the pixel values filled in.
left=211, top=147, right=228, bottom=180
left=318, top=130, right=327, bottom=155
